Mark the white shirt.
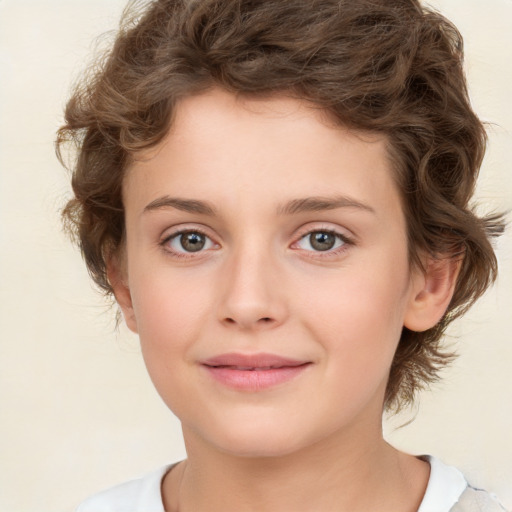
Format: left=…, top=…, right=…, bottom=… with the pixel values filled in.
left=75, top=456, right=504, bottom=512
left=418, top=456, right=468, bottom=512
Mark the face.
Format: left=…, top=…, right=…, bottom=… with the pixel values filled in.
left=116, top=88, right=426, bottom=458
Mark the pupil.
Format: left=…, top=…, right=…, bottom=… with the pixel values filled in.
left=310, top=232, right=335, bottom=251
left=181, top=232, right=205, bottom=252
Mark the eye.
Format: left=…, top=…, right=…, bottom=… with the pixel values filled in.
left=165, top=230, right=215, bottom=254
left=295, top=230, right=347, bottom=252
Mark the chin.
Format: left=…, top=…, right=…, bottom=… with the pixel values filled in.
left=218, top=437, right=302, bottom=459
left=199, top=416, right=318, bottom=459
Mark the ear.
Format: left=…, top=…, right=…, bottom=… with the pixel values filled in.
left=404, top=255, right=462, bottom=332
left=107, top=256, right=138, bottom=333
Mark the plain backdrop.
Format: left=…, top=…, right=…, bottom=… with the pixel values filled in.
left=0, top=1, right=511, bottom=511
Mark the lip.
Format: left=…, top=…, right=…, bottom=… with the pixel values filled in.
left=201, top=353, right=312, bottom=391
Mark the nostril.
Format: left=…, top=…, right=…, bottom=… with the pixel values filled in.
left=221, top=316, right=276, bottom=327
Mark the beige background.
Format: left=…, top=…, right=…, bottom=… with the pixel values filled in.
left=0, top=1, right=511, bottom=511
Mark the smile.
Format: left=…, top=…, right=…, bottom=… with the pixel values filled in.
left=201, top=353, right=312, bottom=391
left=214, top=365, right=292, bottom=371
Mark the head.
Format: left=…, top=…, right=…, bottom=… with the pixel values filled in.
left=57, top=0, right=503, bottom=414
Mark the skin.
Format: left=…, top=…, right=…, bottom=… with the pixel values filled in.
left=111, top=88, right=459, bottom=511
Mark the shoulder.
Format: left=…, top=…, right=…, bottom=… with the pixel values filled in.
left=418, top=456, right=508, bottom=512
left=75, top=464, right=174, bottom=512
left=418, top=455, right=468, bottom=512
left=450, top=485, right=508, bottom=512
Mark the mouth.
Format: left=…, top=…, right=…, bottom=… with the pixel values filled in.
left=211, top=365, right=300, bottom=371
left=201, top=353, right=312, bottom=391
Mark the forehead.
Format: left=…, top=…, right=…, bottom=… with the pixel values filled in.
left=166, top=88, right=385, bottom=154
left=124, top=88, right=401, bottom=221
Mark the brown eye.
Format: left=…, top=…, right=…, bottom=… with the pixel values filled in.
left=295, top=230, right=347, bottom=253
left=309, top=232, right=337, bottom=251
left=180, top=232, right=206, bottom=252
left=165, top=230, right=215, bottom=254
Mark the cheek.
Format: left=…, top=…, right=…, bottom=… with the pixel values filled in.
left=127, top=272, right=216, bottom=418
left=129, top=270, right=212, bottom=370
left=298, top=258, right=410, bottom=383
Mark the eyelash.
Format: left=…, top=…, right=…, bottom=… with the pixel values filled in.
left=159, top=226, right=354, bottom=260
left=160, top=227, right=215, bottom=260
left=292, top=227, right=353, bottom=259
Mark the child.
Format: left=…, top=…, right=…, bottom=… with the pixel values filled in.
left=57, top=0, right=506, bottom=510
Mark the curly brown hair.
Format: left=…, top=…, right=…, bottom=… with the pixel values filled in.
left=56, top=0, right=504, bottom=411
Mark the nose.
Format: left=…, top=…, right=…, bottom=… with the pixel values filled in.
left=217, top=244, right=288, bottom=331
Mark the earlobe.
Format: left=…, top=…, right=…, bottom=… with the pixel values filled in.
left=107, top=257, right=139, bottom=334
left=404, top=256, right=462, bottom=332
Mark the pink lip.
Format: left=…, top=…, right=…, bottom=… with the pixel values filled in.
left=201, top=353, right=311, bottom=391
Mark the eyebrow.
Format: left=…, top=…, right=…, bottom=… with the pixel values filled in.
left=143, top=194, right=375, bottom=216
left=277, top=196, right=375, bottom=216
left=143, top=196, right=217, bottom=216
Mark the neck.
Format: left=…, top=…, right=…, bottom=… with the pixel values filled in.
left=163, top=421, right=429, bottom=512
